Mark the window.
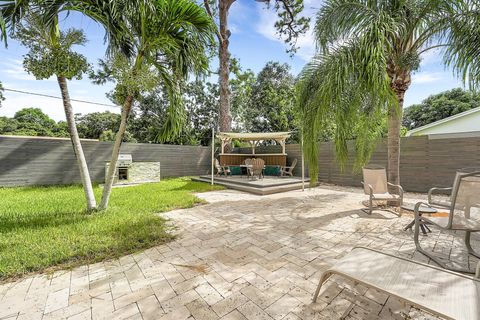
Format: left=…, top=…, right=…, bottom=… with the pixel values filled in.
left=118, top=167, right=128, bottom=181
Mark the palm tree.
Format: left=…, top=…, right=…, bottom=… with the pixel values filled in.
left=298, top=0, right=480, bottom=185
left=2, top=0, right=215, bottom=210
left=4, top=7, right=97, bottom=210
left=74, top=0, right=215, bottom=210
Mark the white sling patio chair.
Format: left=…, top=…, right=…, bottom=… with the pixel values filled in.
left=313, top=247, right=480, bottom=320
left=427, top=167, right=480, bottom=208
left=361, top=165, right=403, bottom=214
left=414, top=170, right=480, bottom=274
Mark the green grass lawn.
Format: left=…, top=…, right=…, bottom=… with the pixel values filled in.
left=0, top=177, right=223, bottom=280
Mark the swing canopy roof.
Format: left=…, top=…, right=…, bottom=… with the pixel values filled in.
left=216, top=132, right=291, bottom=142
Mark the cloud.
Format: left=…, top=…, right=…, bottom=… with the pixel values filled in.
left=1, top=58, right=56, bottom=82
left=255, top=3, right=316, bottom=61
left=420, top=48, right=443, bottom=65
left=412, top=72, right=444, bottom=84
left=229, top=23, right=241, bottom=35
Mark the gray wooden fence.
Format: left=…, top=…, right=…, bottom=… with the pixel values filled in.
left=236, top=136, right=480, bottom=192
left=2, top=135, right=479, bottom=190
left=0, top=135, right=212, bottom=187
left=313, top=135, right=480, bottom=192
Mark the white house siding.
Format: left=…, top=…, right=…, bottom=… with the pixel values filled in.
left=408, top=109, right=480, bottom=136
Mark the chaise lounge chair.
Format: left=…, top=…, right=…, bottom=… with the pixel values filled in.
left=361, top=165, right=403, bottom=214
left=413, top=170, right=480, bottom=273
left=313, top=247, right=480, bottom=320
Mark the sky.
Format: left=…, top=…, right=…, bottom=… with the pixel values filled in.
left=0, top=0, right=466, bottom=122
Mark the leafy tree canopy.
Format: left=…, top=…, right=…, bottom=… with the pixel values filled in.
left=0, top=107, right=68, bottom=137
left=131, top=86, right=196, bottom=145
left=76, top=111, right=121, bottom=139
left=14, top=107, right=56, bottom=128
left=184, top=80, right=219, bottom=145
left=99, top=129, right=137, bottom=143
left=91, top=55, right=160, bottom=106
left=75, top=111, right=137, bottom=142
left=12, top=13, right=89, bottom=80
left=403, top=88, right=480, bottom=130
left=179, top=60, right=301, bottom=144
left=229, top=58, right=256, bottom=131
left=243, top=62, right=298, bottom=139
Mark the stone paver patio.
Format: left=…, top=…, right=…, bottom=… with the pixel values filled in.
left=1, top=185, right=478, bottom=320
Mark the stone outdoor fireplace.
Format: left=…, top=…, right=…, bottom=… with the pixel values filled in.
left=105, top=154, right=160, bottom=185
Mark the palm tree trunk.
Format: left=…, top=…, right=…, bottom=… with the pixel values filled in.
left=387, top=102, right=403, bottom=185
left=57, top=76, right=97, bottom=210
left=218, top=0, right=234, bottom=134
left=98, top=95, right=134, bottom=210
left=387, top=68, right=411, bottom=185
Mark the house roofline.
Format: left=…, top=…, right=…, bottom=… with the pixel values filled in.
left=406, top=106, right=480, bottom=136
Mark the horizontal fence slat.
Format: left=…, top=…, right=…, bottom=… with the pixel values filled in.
left=0, top=136, right=212, bottom=187
left=2, top=135, right=480, bottom=190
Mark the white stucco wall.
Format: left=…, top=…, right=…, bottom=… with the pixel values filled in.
left=409, top=109, right=480, bottom=136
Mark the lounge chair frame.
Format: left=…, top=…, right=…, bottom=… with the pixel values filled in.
left=313, top=246, right=480, bottom=320
left=414, top=170, right=480, bottom=274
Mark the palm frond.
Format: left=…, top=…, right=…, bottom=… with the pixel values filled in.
left=443, top=1, right=480, bottom=89
left=297, top=34, right=394, bottom=185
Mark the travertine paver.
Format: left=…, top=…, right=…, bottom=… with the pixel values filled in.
left=0, top=185, right=479, bottom=320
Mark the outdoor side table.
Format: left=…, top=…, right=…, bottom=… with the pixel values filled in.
left=402, top=203, right=437, bottom=235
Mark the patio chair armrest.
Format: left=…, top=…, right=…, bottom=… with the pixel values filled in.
left=387, top=182, right=403, bottom=194
left=361, top=182, right=374, bottom=196
left=387, top=182, right=403, bottom=202
left=427, top=187, right=452, bottom=204
left=413, top=201, right=432, bottom=216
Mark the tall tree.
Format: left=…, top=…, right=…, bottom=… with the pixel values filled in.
left=13, top=107, right=57, bottom=136
left=184, top=80, right=219, bottom=145
left=229, top=58, right=256, bottom=131
left=403, top=88, right=480, bottom=130
left=245, top=61, right=298, bottom=139
left=0, top=108, right=69, bottom=137
left=14, top=107, right=56, bottom=128
left=87, top=0, right=215, bottom=210
left=298, top=0, right=480, bottom=185
left=203, top=0, right=309, bottom=134
left=76, top=111, right=121, bottom=139
left=11, top=11, right=97, bottom=210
